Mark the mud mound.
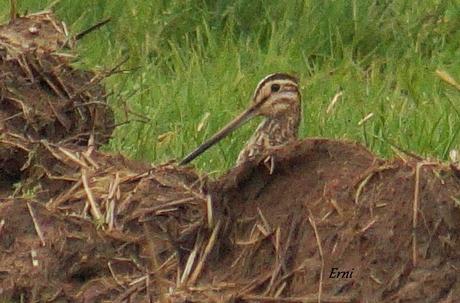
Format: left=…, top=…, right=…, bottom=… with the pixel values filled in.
left=205, top=139, right=460, bottom=302
left=0, top=135, right=213, bottom=302
left=0, top=11, right=114, bottom=180
left=3, top=136, right=460, bottom=302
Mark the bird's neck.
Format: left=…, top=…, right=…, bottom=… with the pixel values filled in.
left=236, top=110, right=300, bottom=164
left=257, top=112, right=300, bottom=145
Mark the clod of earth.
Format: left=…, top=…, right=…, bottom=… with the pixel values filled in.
left=2, top=133, right=460, bottom=302
left=0, top=11, right=114, bottom=181
left=207, top=139, right=460, bottom=302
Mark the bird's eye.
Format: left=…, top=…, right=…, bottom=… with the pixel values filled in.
left=271, top=84, right=280, bottom=92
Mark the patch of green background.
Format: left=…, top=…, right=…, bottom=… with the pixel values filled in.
left=1, top=0, right=459, bottom=175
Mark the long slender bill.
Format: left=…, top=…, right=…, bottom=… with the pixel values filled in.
left=180, top=106, right=257, bottom=165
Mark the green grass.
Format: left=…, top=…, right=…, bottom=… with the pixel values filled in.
left=1, top=0, right=459, bottom=174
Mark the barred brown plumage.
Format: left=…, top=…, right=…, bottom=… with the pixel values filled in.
left=180, top=73, right=302, bottom=166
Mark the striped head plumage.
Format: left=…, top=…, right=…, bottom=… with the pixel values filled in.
left=180, top=73, right=302, bottom=166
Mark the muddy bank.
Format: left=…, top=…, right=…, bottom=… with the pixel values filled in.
left=206, top=139, right=460, bottom=302
left=0, top=11, right=114, bottom=181
left=2, top=136, right=460, bottom=302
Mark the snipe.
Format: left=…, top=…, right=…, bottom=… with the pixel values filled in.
left=180, top=73, right=301, bottom=166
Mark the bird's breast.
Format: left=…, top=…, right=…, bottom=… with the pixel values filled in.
left=236, top=116, right=299, bottom=165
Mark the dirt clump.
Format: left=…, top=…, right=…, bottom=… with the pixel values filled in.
left=2, top=130, right=460, bottom=302
left=0, top=11, right=114, bottom=181
left=204, top=139, right=460, bottom=302
left=4, top=135, right=457, bottom=302
left=0, top=134, right=210, bottom=302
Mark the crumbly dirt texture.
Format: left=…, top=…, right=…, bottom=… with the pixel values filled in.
left=208, top=140, right=460, bottom=302
left=1, top=11, right=460, bottom=303
left=0, top=11, right=114, bottom=181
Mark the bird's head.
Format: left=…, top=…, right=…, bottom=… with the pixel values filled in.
left=180, top=73, right=301, bottom=165
left=250, top=73, right=301, bottom=117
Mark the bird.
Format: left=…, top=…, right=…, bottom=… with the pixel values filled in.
left=180, top=73, right=301, bottom=167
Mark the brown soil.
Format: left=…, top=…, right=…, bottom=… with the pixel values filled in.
left=1, top=10, right=460, bottom=303
left=0, top=131, right=212, bottom=302
left=206, top=139, right=460, bottom=302
left=2, top=134, right=460, bottom=302
left=0, top=12, right=114, bottom=181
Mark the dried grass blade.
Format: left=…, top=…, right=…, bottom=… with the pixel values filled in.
left=308, top=211, right=324, bottom=303
left=27, top=202, right=46, bottom=246
left=180, top=233, right=204, bottom=286
left=58, top=146, right=89, bottom=168
left=81, top=169, right=103, bottom=221
left=189, top=219, right=222, bottom=285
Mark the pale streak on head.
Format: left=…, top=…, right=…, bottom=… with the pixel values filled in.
left=252, top=74, right=300, bottom=118
left=252, top=73, right=299, bottom=102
